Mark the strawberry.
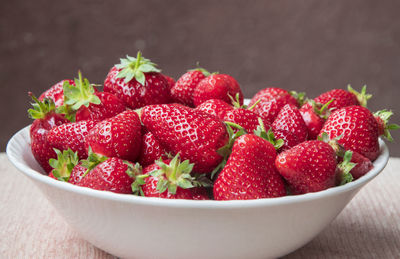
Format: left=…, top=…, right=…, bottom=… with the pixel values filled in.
left=319, top=105, right=380, bottom=161
left=373, top=110, right=400, bottom=141
left=68, top=163, right=88, bottom=185
left=57, top=72, right=126, bottom=122
left=213, top=134, right=286, bottom=200
left=138, top=132, right=168, bottom=167
left=140, top=104, right=228, bottom=173
left=192, top=74, right=243, bottom=107
left=28, top=94, right=69, bottom=173
left=195, top=99, right=234, bottom=120
left=171, top=68, right=209, bottom=107
left=299, top=100, right=333, bottom=140
left=47, top=120, right=96, bottom=159
left=136, top=155, right=210, bottom=199
left=250, top=87, right=299, bottom=107
left=78, top=152, right=139, bottom=194
left=85, top=110, right=142, bottom=162
left=224, top=108, right=271, bottom=134
left=163, top=75, right=175, bottom=90
left=272, top=104, right=308, bottom=143
left=48, top=149, right=79, bottom=182
left=275, top=140, right=354, bottom=194
left=39, top=79, right=75, bottom=107
left=103, top=52, right=171, bottom=109
left=273, top=129, right=300, bottom=152
left=314, top=85, right=371, bottom=111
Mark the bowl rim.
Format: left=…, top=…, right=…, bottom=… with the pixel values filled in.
left=6, top=125, right=389, bottom=209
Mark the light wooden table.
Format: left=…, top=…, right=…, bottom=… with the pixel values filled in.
left=1, top=153, right=399, bottom=258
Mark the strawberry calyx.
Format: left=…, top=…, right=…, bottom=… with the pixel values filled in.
left=188, top=65, right=212, bottom=77
left=309, top=99, right=334, bottom=120
left=254, top=117, right=284, bottom=150
left=347, top=84, right=372, bottom=107
left=28, top=92, right=57, bottom=120
left=80, top=147, right=108, bottom=177
left=115, top=51, right=161, bottom=85
left=373, top=109, right=400, bottom=142
left=124, top=162, right=144, bottom=195
left=337, top=150, right=356, bottom=185
left=289, top=91, right=307, bottom=107
left=149, top=154, right=211, bottom=195
left=56, top=71, right=101, bottom=122
left=49, top=148, right=79, bottom=182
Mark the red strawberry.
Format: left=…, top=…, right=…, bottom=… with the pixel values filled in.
left=140, top=104, right=228, bottom=173
left=213, top=134, right=286, bottom=200
left=39, top=80, right=75, bottom=107
left=314, top=85, right=371, bottom=111
left=28, top=94, right=69, bottom=173
left=299, top=100, right=332, bottom=140
left=275, top=140, right=340, bottom=194
left=171, top=68, right=209, bottom=107
left=57, top=72, right=126, bottom=122
left=78, top=154, right=138, bottom=194
left=68, top=163, right=87, bottom=185
left=136, top=155, right=210, bottom=199
left=224, top=108, right=270, bottom=134
left=85, top=110, right=142, bottom=162
left=138, top=132, right=168, bottom=167
left=47, top=120, right=96, bottom=159
left=272, top=104, right=308, bottom=142
left=319, top=105, right=380, bottom=161
left=163, top=75, right=175, bottom=90
left=273, top=129, right=300, bottom=152
left=195, top=99, right=234, bottom=120
left=342, top=151, right=373, bottom=180
left=48, top=149, right=79, bottom=182
left=103, top=52, right=171, bottom=109
left=192, top=74, right=243, bottom=107
left=250, top=87, right=299, bottom=107
left=373, top=110, right=400, bottom=142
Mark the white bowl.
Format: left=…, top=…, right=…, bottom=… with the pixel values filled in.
left=6, top=125, right=389, bottom=259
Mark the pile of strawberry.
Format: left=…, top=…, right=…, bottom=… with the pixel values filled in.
left=28, top=51, right=398, bottom=200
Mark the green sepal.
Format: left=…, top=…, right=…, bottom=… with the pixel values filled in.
left=131, top=174, right=149, bottom=196
left=115, top=51, right=161, bottom=85
left=374, top=109, right=400, bottom=142
left=188, top=64, right=211, bottom=77
left=228, top=93, right=246, bottom=108
left=347, top=85, right=372, bottom=108
left=307, top=99, right=334, bottom=120
left=80, top=147, right=108, bottom=177
left=253, top=117, right=284, bottom=150
left=27, top=93, right=56, bottom=120
left=289, top=91, right=307, bottom=107
left=337, top=150, right=356, bottom=185
left=49, top=148, right=79, bottom=182
left=124, top=162, right=142, bottom=178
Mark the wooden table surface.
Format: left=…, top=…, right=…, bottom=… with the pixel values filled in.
left=1, top=153, right=399, bottom=258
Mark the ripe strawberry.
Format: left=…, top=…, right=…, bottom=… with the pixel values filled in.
left=314, top=85, right=371, bottom=111
left=39, top=79, right=75, bottom=107
left=140, top=104, right=228, bottom=173
left=57, top=72, right=126, bottom=122
left=273, top=129, right=300, bottom=152
left=28, top=94, right=68, bottom=173
left=275, top=140, right=342, bottom=194
left=85, top=110, right=142, bottom=162
left=319, top=105, right=380, bottom=161
left=136, top=155, right=210, bottom=199
left=138, top=132, right=168, bottom=167
left=272, top=104, right=308, bottom=143
left=78, top=153, right=139, bottom=194
left=195, top=99, right=234, bottom=120
left=171, top=68, right=209, bottom=107
left=48, top=149, right=79, bottom=182
left=103, top=52, right=171, bottom=109
left=250, top=87, right=299, bottom=107
left=341, top=151, right=373, bottom=180
left=224, top=108, right=270, bottom=134
left=373, top=110, right=400, bottom=141
left=213, top=134, right=286, bottom=200
left=68, top=163, right=87, bottom=185
left=192, top=74, right=243, bottom=107
left=163, top=75, right=175, bottom=90
left=47, top=120, right=96, bottom=159
left=299, top=100, right=332, bottom=140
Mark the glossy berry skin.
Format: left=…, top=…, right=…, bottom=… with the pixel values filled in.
left=224, top=108, right=271, bottom=133
left=171, top=70, right=206, bottom=107
left=75, top=92, right=126, bottom=122
left=39, top=80, right=75, bottom=107
left=141, top=162, right=209, bottom=200
left=85, top=110, right=142, bottom=162
left=195, top=99, right=234, bottom=120
left=68, top=164, right=87, bottom=185
left=299, top=102, right=326, bottom=140
left=30, top=114, right=68, bottom=173
left=273, top=129, right=300, bottom=152
left=275, top=140, right=338, bottom=194
left=272, top=104, right=308, bottom=143
left=249, top=88, right=298, bottom=124
left=214, top=134, right=286, bottom=200
left=339, top=151, right=373, bottom=180
left=78, top=157, right=134, bottom=194
left=192, top=74, right=243, bottom=107
left=104, top=66, right=171, bottom=109
left=163, top=75, right=175, bottom=90
left=319, top=105, right=379, bottom=161
left=141, top=104, right=228, bottom=173
left=138, top=132, right=168, bottom=167
left=314, top=89, right=359, bottom=111
left=47, top=120, right=96, bottom=159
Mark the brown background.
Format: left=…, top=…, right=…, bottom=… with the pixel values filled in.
left=1, top=0, right=400, bottom=156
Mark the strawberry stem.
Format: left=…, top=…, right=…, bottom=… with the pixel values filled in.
left=347, top=85, right=372, bottom=108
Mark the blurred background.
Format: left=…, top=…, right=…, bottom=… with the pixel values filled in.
left=1, top=0, right=400, bottom=155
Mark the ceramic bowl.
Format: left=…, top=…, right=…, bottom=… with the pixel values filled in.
left=6, top=125, right=389, bottom=259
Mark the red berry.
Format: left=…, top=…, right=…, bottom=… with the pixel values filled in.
left=171, top=70, right=208, bottom=107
